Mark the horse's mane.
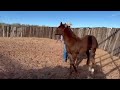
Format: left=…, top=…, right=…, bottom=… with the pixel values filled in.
left=64, top=26, right=80, bottom=40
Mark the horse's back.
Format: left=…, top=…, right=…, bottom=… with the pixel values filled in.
left=82, top=35, right=98, bottom=49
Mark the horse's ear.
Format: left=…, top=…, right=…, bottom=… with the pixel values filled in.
left=60, top=22, right=62, bottom=25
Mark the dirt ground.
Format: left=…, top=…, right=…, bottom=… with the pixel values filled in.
left=0, top=37, right=119, bottom=79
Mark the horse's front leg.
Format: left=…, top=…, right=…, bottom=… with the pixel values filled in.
left=69, top=64, right=72, bottom=75
left=68, top=53, right=73, bottom=75
left=72, top=63, right=77, bottom=73
left=75, top=55, right=83, bottom=69
left=72, top=53, right=78, bottom=73
left=68, top=53, right=77, bottom=75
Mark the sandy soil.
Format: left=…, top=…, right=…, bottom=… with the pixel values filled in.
left=0, top=37, right=119, bottom=79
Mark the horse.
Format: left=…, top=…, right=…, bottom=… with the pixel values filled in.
left=55, top=22, right=98, bottom=75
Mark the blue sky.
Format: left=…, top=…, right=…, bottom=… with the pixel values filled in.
left=0, top=11, right=120, bottom=28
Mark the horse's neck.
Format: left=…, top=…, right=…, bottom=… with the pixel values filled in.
left=63, top=28, right=81, bottom=46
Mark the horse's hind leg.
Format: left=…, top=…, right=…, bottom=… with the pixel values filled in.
left=86, top=50, right=90, bottom=66
left=91, top=55, right=95, bottom=74
left=86, top=50, right=92, bottom=73
left=69, top=64, right=72, bottom=75
left=89, top=49, right=96, bottom=74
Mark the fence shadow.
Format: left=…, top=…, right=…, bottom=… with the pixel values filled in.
left=95, top=46, right=120, bottom=62
left=95, top=46, right=120, bottom=79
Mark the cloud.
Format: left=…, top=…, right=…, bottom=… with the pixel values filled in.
left=111, top=13, right=120, bottom=17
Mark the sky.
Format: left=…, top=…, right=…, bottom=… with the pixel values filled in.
left=0, top=11, right=120, bottom=28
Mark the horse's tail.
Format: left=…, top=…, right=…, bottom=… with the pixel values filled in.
left=88, top=35, right=99, bottom=51
left=91, top=35, right=99, bottom=49
left=95, top=38, right=99, bottom=48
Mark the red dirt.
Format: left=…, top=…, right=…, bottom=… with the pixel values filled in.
left=0, top=37, right=119, bottom=79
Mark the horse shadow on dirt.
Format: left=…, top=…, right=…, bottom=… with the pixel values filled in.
left=0, top=53, right=106, bottom=79
left=69, top=65, right=106, bottom=79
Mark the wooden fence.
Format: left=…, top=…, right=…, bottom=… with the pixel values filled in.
left=0, top=24, right=120, bottom=57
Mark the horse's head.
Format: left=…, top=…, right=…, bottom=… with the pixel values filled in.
left=55, top=22, right=69, bottom=35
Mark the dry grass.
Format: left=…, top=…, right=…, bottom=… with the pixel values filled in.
left=0, top=37, right=119, bottom=79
